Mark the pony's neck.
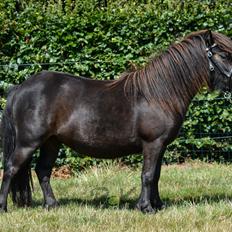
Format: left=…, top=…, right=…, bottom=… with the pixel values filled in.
left=142, top=37, right=210, bottom=117
left=110, top=35, right=210, bottom=118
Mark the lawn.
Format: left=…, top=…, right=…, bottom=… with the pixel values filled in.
left=0, top=160, right=232, bottom=232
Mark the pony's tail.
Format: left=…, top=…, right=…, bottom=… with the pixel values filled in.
left=11, top=164, right=33, bottom=207
left=2, top=109, right=33, bottom=207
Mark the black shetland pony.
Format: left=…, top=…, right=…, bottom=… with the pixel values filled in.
left=0, top=30, right=232, bottom=213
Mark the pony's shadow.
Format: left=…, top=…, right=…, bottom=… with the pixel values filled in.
left=32, top=193, right=232, bottom=210
left=162, top=193, right=232, bottom=208
left=32, top=196, right=136, bottom=210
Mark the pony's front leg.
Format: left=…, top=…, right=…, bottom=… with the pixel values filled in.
left=150, top=153, right=165, bottom=210
left=136, top=139, right=164, bottom=213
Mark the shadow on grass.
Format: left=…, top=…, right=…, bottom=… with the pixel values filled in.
left=162, top=193, right=232, bottom=207
left=31, top=196, right=137, bottom=210
left=31, top=193, right=232, bottom=211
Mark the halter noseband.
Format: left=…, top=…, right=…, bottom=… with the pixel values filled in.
left=206, top=43, right=232, bottom=92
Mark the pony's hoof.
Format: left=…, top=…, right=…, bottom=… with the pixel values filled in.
left=152, top=200, right=165, bottom=211
left=136, top=202, right=157, bottom=214
left=157, top=203, right=165, bottom=210
left=142, top=205, right=156, bottom=214
left=0, top=206, right=7, bottom=213
left=44, top=202, right=58, bottom=211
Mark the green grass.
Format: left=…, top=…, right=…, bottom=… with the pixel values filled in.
left=1, top=160, right=232, bottom=232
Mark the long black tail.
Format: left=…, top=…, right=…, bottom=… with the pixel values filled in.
left=2, top=107, right=33, bottom=207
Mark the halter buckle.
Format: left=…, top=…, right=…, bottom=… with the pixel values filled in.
left=207, top=51, right=213, bottom=58
left=209, top=63, right=214, bottom=71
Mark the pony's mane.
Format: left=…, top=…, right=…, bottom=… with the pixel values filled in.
left=108, top=30, right=231, bottom=115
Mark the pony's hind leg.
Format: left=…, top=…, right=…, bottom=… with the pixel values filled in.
left=0, top=146, right=35, bottom=212
left=35, top=138, right=60, bottom=210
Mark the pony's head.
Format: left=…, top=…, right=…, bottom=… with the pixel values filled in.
left=203, top=30, right=232, bottom=92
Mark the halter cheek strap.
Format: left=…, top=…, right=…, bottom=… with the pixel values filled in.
left=206, top=48, right=215, bottom=72
left=206, top=43, right=232, bottom=90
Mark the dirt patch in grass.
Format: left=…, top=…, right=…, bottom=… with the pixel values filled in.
left=52, top=165, right=72, bottom=179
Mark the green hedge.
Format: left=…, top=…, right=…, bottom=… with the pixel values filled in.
left=0, top=0, right=232, bottom=169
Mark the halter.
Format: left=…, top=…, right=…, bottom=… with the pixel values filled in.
left=206, top=43, right=232, bottom=91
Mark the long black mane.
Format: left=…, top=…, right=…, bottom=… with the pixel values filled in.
left=109, top=30, right=231, bottom=113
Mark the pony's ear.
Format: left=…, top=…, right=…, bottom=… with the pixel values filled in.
left=204, top=30, right=214, bottom=47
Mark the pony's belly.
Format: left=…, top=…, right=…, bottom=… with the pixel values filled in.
left=62, top=138, right=142, bottom=158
